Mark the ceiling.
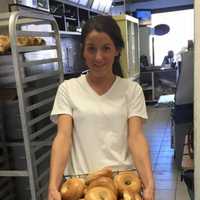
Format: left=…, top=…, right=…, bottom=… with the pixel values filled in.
left=112, top=0, right=194, bottom=13
left=112, top=0, right=156, bottom=6
left=126, top=0, right=155, bottom=2
left=113, top=0, right=155, bottom=3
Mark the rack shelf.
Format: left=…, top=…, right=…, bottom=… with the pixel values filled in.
left=140, top=71, right=155, bottom=102
left=49, top=0, right=103, bottom=33
left=59, top=30, right=81, bottom=35
left=0, top=9, right=64, bottom=200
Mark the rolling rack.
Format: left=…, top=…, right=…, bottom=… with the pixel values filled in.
left=0, top=8, right=64, bottom=200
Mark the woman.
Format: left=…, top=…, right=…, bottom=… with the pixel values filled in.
left=48, top=16, right=155, bottom=200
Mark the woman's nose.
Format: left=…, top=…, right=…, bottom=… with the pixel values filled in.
left=95, top=50, right=103, bottom=61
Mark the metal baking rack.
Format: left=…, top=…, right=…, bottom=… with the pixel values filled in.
left=0, top=9, right=64, bottom=200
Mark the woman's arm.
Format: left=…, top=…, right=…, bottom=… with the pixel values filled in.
left=128, top=116, right=155, bottom=200
left=48, top=114, right=73, bottom=200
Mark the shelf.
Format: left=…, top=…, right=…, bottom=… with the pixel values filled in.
left=0, top=17, right=43, bottom=27
left=53, top=14, right=63, bottom=18
left=145, top=100, right=157, bottom=103
left=65, top=16, right=77, bottom=21
left=140, top=71, right=155, bottom=102
left=0, top=10, right=64, bottom=199
left=50, top=0, right=105, bottom=34
left=17, top=45, right=57, bottom=53
left=59, top=30, right=81, bottom=35
left=143, top=86, right=153, bottom=91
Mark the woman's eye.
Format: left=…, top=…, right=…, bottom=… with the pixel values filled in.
left=87, top=47, right=96, bottom=52
left=103, top=46, right=111, bottom=51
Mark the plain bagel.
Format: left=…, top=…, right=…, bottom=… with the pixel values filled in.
left=85, top=186, right=117, bottom=200
left=87, top=176, right=117, bottom=196
left=123, top=190, right=142, bottom=200
left=60, top=177, right=85, bottom=200
left=114, top=171, right=141, bottom=194
left=85, top=167, right=113, bottom=185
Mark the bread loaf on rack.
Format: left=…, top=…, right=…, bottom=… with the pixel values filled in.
left=0, top=34, right=46, bottom=54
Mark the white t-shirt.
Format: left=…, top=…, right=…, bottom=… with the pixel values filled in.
left=51, top=75, right=147, bottom=175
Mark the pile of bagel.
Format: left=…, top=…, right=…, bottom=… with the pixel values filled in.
left=0, top=35, right=46, bottom=55
left=60, top=167, right=143, bottom=200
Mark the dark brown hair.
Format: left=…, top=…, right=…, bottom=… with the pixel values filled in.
left=81, top=15, right=125, bottom=77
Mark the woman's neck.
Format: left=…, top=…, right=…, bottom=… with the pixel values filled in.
left=86, top=72, right=116, bottom=95
left=86, top=72, right=115, bottom=85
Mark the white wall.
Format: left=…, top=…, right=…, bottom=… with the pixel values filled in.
left=194, top=0, right=200, bottom=199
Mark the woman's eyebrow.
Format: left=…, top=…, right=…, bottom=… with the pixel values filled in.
left=85, top=42, right=112, bottom=46
left=104, top=43, right=112, bottom=46
left=85, top=42, right=94, bottom=46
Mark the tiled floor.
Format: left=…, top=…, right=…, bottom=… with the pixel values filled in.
left=144, top=105, right=190, bottom=200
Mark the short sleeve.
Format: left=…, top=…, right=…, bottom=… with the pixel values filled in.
left=50, top=82, right=73, bottom=123
left=127, top=82, right=148, bottom=119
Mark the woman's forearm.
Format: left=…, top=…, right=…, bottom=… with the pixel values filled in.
left=49, top=134, right=72, bottom=190
left=128, top=133, right=154, bottom=189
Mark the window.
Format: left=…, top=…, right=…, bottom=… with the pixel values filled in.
left=150, top=9, right=194, bottom=66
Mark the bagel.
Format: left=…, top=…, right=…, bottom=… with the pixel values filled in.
left=123, top=190, right=142, bottom=200
left=134, top=193, right=142, bottom=200
left=87, top=176, right=117, bottom=196
left=16, top=36, right=45, bottom=46
left=0, top=35, right=45, bottom=54
left=60, top=177, right=85, bottom=200
left=0, top=35, right=10, bottom=54
left=86, top=167, right=113, bottom=185
left=114, top=171, right=141, bottom=194
left=85, top=186, right=117, bottom=200
left=16, top=36, right=30, bottom=46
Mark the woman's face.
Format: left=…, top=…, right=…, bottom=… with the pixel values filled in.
left=83, top=30, right=119, bottom=77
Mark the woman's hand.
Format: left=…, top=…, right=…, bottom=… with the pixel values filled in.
left=48, top=188, right=61, bottom=200
left=143, top=185, right=155, bottom=200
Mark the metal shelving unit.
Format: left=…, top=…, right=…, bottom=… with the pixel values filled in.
left=113, top=15, right=140, bottom=79
left=140, top=71, right=155, bottom=102
left=0, top=103, right=16, bottom=200
left=0, top=9, right=64, bottom=200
